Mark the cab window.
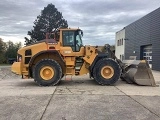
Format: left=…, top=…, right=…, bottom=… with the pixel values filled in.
left=75, top=31, right=83, bottom=51
left=62, top=30, right=83, bottom=52
left=62, top=31, right=75, bottom=51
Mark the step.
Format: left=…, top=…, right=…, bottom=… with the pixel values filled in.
left=22, top=71, right=28, bottom=75
left=65, top=73, right=73, bottom=75
left=75, top=71, right=79, bottom=75
left=75, top=69, right=80, bottom=71
left=76, top=61, right=83, bottom=63
left=66, top=66, right=74, bottom=68
left=22, top=71, right=28, bottom=73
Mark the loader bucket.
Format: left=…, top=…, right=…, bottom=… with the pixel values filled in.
left=121, top=60, right=157, bottom=86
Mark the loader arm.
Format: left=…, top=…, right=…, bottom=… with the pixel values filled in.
left=102, top=44, right=125, bottom=71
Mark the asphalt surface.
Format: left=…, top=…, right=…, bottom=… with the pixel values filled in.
left=0, top=66, right=160, bottom=120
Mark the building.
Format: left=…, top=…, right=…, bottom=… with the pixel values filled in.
left=115, top=7, right=160, bottom=71
left=115, top=28, right=125, bottom=61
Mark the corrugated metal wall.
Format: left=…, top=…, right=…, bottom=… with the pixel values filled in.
left=125, top=7, right=160, bottom=71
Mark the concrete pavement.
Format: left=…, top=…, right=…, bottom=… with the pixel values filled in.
left=0, top=67, right=160, bottom=120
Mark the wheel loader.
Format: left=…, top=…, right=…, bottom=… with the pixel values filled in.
left=11, top=28, right=157, bottom=86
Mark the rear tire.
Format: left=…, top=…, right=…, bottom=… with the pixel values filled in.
left=33, top=59, right=62, bottom=86
left=93, top=58, right=121, bottom=85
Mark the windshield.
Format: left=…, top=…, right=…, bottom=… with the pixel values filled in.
left=76, top=30, right=83, bottom=47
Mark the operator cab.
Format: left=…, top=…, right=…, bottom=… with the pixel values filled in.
left=62, top=29, right=83, bottom=52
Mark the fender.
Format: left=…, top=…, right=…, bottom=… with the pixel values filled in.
left=28, top=50, right=65, bottom=78
left=29, top=50, right=65, bottom=67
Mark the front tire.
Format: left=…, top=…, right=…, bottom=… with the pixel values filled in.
left=33, top=59, right=62, bottom=86
left=93, top=58, right=121, bottom=85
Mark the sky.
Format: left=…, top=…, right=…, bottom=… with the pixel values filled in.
left=0, top=0, right=160, bottom=46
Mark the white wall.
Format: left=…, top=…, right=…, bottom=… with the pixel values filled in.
left=115, top=28, right=125, bottom=60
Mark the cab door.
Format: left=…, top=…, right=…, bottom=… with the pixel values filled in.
left=61, top=31, right=76, bottom=56
left=60, top=30, right=84, bottom=75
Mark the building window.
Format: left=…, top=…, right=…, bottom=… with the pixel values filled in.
left=118, top=38, right=124, bottom=46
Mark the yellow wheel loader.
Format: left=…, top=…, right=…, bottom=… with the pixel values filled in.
left=11, top=28, right=157, bottom=86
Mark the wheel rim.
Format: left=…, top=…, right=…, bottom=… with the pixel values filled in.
left=101, top=66, right=114, bottom=79
left=40, top=66, right=54, bottom=80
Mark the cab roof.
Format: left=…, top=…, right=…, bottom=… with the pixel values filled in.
left=59, top=28, right=81, bottom=31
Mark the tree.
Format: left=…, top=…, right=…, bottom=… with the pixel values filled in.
left=5, top=41, right=22, bottom=59
left=0, top=38, right=7, bottom=63
left=0, top=38, right=22, bottom=64
left=25, top=3, right=68, bottom=45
